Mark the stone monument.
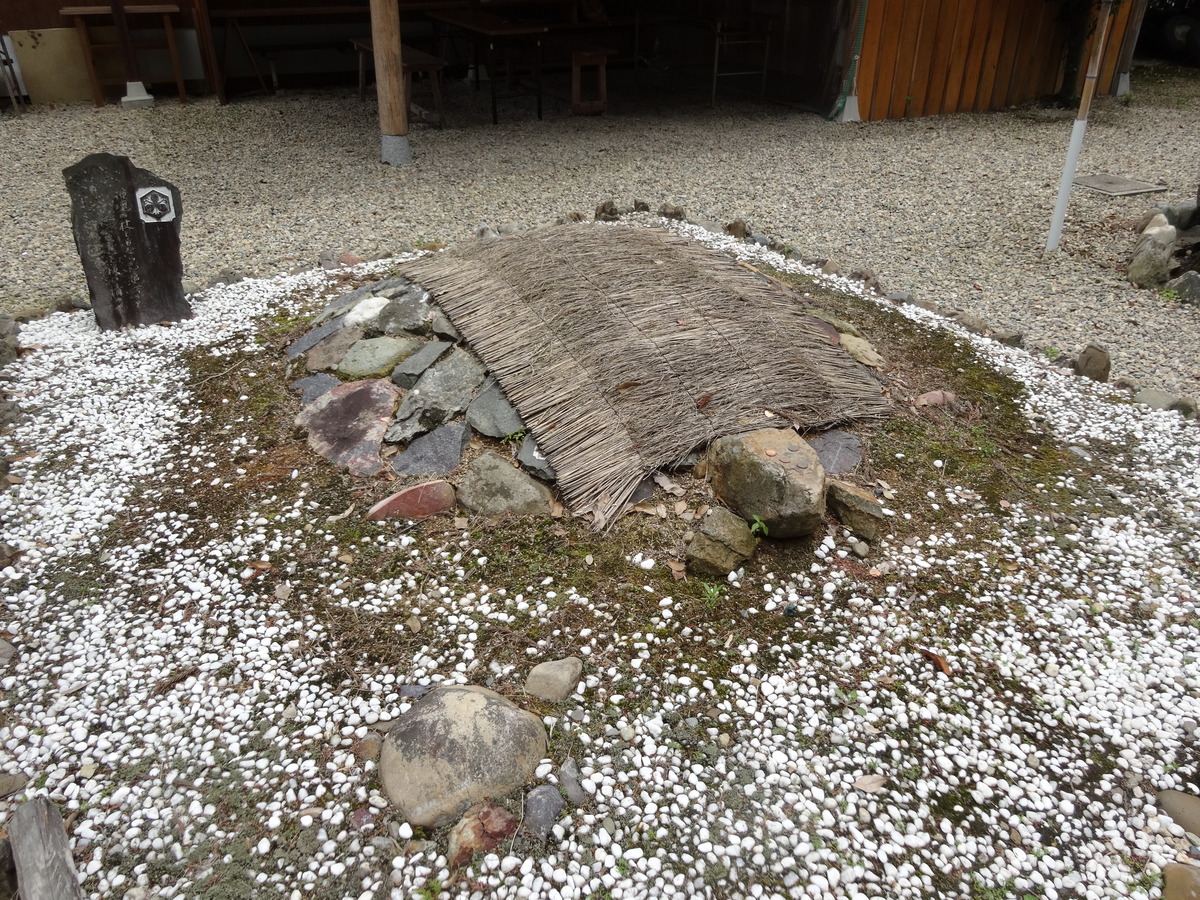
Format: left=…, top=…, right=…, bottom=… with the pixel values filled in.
left=62, top=153, right=192, bottom=330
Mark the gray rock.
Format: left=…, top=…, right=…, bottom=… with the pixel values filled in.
left=497, top=222, right=524, bottom=235
left=466, top=378, right=524, bottom=438
left=336, top=336, right=424, bottom=379
left=685, top=507, right=758, bottom=577
left=1128, top=223, right=1176, bottom=288
left=475, top=224, right=500, bottom=240
left=949, top=310, right=989, bottom=335
left=522, top=785, right=564, bottom=842
left=430, top=308, right=460, bottom=341
left=387, top=349, right=486, bottom=443
left=208, top=267, right=244, bottom=287
left=62, top=153, right=192, bottom=331
left=391, top=423, right=472, bottom=477
left=0, top=773, right=26, bottom=799
left=304, top=326, right=364, bottom=372
left=289, top=373, right=339, bottom=406
left=1072, top=343, right=1111, bottom=382
left=1158, top=200, right=1199, bottom=230
left=1133, top=388, right=1181, bottom=411
left=749, top=232, right=769, bottom=247
left=805, top=429, right=862, bottom=475
left=850, top=540, right=870, bottom=558
left=525, top=657, right=583, bottom=702
left=319, top=249, right=339, bottom=270
left=0, top=640, right=14, bottom=666
left=458, top=451, right=554, bottom=518
left=827, top=480, right=886, bottom=542
left=294, top=379, right=402, bottom=477
left=725, top=220, right=749, bottom=239
left=310, top=280, right=388, bottom=326
left=286, top=314, right=346, bottom=360
left=1167, top=270, right=1200, bottom=304
left=379, top=685, right=547, bottom=828
left=517, top=435, right=556, bottom=481
left=0, top=400, right=22, bottom=431
left=633, top=199, right=651, bottom=213
left=992, top=329, right=1024, bottom=348
left=343, top=295, right=391, bottom=330
left=376, top=288, right=434, bottom=335
left=830, top=487, right=888, bottom=542
left=886, top=291, right=915, bottom=304
left=1158, top=790, right=1200, bottom=838
left=709, top=429, right=826, bottom=538
left=1114, top=374, right=1143, bottom=393
left=558, top=758, right=588, bottom=806
left=595, top=197, right=619, bottom=222
left=658, top=203, right=685, bottom=221
left=390, top=340, right=451, bottom=389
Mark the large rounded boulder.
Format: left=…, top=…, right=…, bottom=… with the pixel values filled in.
left=379, top=685, right=547, bottom=828
left=708, top=428, right=826, bottom=538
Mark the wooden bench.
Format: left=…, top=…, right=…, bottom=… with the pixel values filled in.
left=351, top=37, right=446, bottom=128
left=60, top=4, right=187, bottom=106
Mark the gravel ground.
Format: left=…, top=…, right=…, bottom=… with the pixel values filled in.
left=3, top=65, right=1200, bottom=392
left=1, top=229, right=1199, bottom=899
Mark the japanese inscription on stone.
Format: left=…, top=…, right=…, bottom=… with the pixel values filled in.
left=62, top=153, right=192, bottom=331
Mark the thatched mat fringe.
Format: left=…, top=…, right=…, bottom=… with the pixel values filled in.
left=402, top=224, right=890, bottom=527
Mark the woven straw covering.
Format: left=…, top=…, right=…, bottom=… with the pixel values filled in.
left=401, top=225, right=889, bottom=527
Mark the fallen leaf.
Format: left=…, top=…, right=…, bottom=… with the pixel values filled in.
left=274, top=584, right=293, bottom=600
left=999, top=499, right=1012, bottom=508
left=653, top=472, right=686, bottom=497
left=674, top=500, right=688, bottom=515
left=550, top=500, right=565, bottom=519
left=666, top=559, right=686, bottom=581
left=1001, top=561, right=1019, bottom=572
left=631, top=501, right=659, bottom=516
left=406, top=615, right=422, bottom=634
left=249, top=560, right=271, bottom=570
left=655, top=503, right=668, bottom=519
left=326, top=504, right=355, bottom=523
left=918, top=648, right=952, bottom=676
left=853, top=774, right=889, bottom=793
left=868, top=567, right=881, bottom=577
left=679, top=510, right=695, bottom=522
left=863, top=724, right=882, bottom=734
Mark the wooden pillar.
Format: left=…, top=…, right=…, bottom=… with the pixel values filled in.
left=112, top=0, right=155, bottom=107
left=1114, top=0, right=1150, bottom=95
left=369, top=0, right=412, bottom=165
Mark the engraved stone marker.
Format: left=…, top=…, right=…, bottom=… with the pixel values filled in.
left=62, top=153, right=192, bottom=331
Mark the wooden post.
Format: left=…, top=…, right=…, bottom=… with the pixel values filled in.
left=369, top=0, right=412, bottom=165
left=1114, top=0, right=1150, bottom=95
left=112, top=0, right=154, bottom=107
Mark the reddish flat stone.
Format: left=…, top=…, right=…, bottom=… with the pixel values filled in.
left=367, top=480, right=456, bottom=521
left=294, top=379, right=402, bottom=477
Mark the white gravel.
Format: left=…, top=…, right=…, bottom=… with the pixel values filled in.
left=3, top=68, right=1200, bottom=392
left=0, top=216, right=1198, bottom=898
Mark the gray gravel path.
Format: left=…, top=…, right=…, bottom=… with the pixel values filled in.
left=3, top=66, right=1199, bottom=392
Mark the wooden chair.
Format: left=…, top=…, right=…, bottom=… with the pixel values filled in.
left=351, top=37, right=446, bottom=128
left=60, top=4, right=187, bottom=106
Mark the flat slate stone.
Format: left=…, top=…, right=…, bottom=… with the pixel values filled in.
left=294, top=379, right=402, bottom=476
left=377, top=289, right=433, bottom=335
left=391, top=423, right=472, bottom=477
left=517, top=435, right=556, bottom=481
left=286, top=314, right=346, bottom=360
left=387, top=349, right=486, bottom=443
left=305, top=326, right=364, bottom=372
left=367, top=480, right=456, bottom=521
left=466, top=377, right=525, bottom=437
left=336, top=336, right=424, bottom=379
left=391, top=340, right=451, bottom=389
left=805, top=429, right=862, bottom=475
left=522, top=785, right=565, bottom=843
left=289, top=373, right=339, bottom=406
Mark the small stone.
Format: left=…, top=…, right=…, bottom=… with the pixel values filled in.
left=658, top=203, right=686, bottom=221
left=466, top=378, right=524, bottom=438
left=1072, top=343, right=1111, bottom=382
left=949, top=310, right=989, bottom=335
left=1166, top=271, right=1200, bottom=304
left=0, top=640, right=15, bottom=666
left=390, top=341, right=451, bottom=389
left=289, top=373, right=339, bottom=406
left=522, top=785, right=565, bottom=842
left=558, top=758, right=588, bottom=806
left=457, top=452, right=554, bottom=518
left=390, top=423, right=472, bottom=477
left=594, top=197, right=619, bottom=222
left=305, top=326, right=365, bottom=372
left=685, top=506, right=757, bottom=577
left=850, top=540, right=869, bottom=559
left=725, top=220, right=749, bottom=240
left=525, top=657, right=583, bottom=702
left=517, top=435, right=556, bottom=481
left=826, top=481, right=886, bottom=542
left=337, top=336, right=424, bottom=379
left=356, top=734, right=383, bottom=761
left=992, top=329, right=1024, bottom=348
left=1133, top=388, right=1184, bottom=412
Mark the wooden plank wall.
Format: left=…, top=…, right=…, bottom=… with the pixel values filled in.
left=857, top=0, right=1133, bottom=121
left=1, top=0, right=70, bottom=31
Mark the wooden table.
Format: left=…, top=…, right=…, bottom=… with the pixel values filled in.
left=426, top=8, right=549, bottom=124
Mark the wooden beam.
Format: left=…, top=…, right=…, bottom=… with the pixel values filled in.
left=369, top=0, right=411, bottom=165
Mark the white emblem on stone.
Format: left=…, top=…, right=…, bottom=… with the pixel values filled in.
left=135, top=187, right=176, bottom=223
